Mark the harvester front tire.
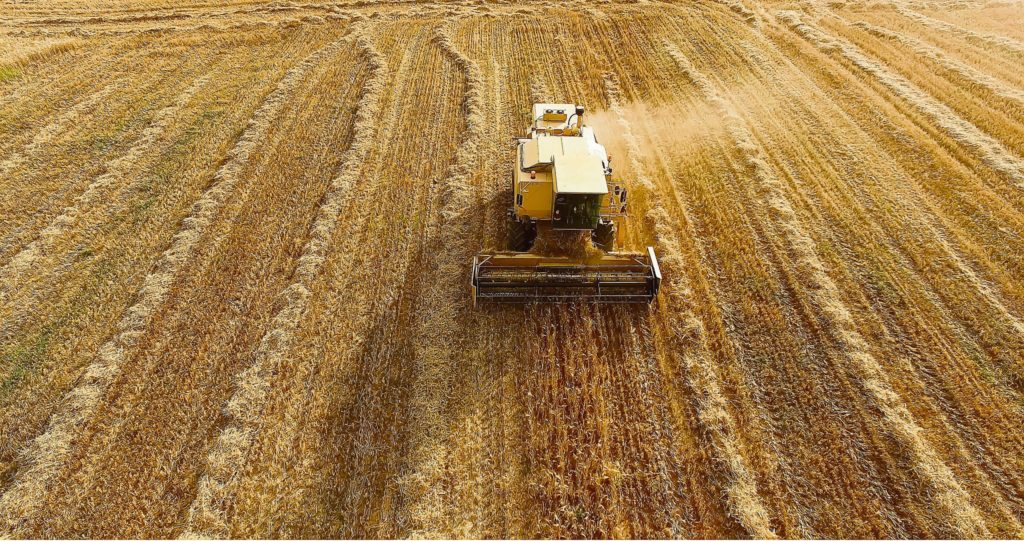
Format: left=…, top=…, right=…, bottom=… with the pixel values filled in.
left=593, top=220, right=616, bottom=252
left=508, top=219, right=537, bottom=252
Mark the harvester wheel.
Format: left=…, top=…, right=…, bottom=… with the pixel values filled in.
left=508, top=219, right=537, bottom=252
left=593, top=220, right=616, bottom=251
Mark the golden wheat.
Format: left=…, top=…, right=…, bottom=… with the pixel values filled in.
left=2, top=1, right=1024, bottom=538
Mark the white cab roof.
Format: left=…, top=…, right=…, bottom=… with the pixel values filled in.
left=553, top=153, right=608, bottom=194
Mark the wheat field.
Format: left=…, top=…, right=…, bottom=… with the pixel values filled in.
left=1, top=0, right=1023, bottom=537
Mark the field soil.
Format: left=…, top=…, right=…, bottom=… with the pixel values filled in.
left=1, top=0, right=1023, bottom=537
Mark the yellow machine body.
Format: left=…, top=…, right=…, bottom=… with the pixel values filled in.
left=471, top=103, right=661, bottom=305
left=512, top=103, right=626, bottom=229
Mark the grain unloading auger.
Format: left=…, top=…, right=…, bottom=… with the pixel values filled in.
left=471, top=103, right=661, bottom=305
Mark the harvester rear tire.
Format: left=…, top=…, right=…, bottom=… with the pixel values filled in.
left=508, top=219, right=537, bottom=252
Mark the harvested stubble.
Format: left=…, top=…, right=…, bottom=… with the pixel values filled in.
left=1, top=0, right=1023, bottom=538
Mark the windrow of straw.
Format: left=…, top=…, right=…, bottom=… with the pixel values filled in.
left=603, top=72, right=778, bottom=540
left=665, top=39, right=991, bottom=538
left=399, top=19, right=486, bottom=538
left=0, top=34, right=351, bottom=536
left=180, top=29, right=388, bottom=539
left=778, top=10, right=1024, bottom=188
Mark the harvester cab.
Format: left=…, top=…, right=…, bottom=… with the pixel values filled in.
left=471, top=103, right=661, bottom=304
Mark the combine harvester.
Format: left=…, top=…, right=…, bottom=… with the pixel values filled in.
left=471, top=103, right=661, bottom=304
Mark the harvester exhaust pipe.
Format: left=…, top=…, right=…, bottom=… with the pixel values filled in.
left=575, top=105, right=584, bottom=129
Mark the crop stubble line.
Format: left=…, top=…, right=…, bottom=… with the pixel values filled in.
left=0, top=65, right=233, bottom=345
left=451, top=51, right=508, bottom=537
left=398, top=19, right=485, bottom=537
left=0, top=43, right=211, bottom=263
left=751, top=17, right=1024, bottom=328
left=625, top=85, right=792, bottom=535
left=178, top=30, right=387, bottom=540
left=15, top=13, right=361, bottom=40
left=622, top=314, right=691, bottom=534
left=0, top=33, right=355, bottom=511
left=61, top=41, right=379, bottom=538
left=217, top=31, right=446, bottom=536
left=4, top=3, right=1024, bottom=536
left=0, top=35, right=351, bottom=536
left=847, top=19, right=1024, bottom=105
left=665, top=40, right=994, bottom=538
left=712, top=0, right=760, bottom=28
left=14, top=27, right=382, bottom=540
left=895, top=7, right=1024, bottom=56
left=602, top=72, right=778, bottom=540
left=0, top=36, right=118, bottom=118
left=2, top=1, right=355, bottom=35
left=746, top=18, right=1024, bottom=515
left=0, top=3, right=308, bottom=33
left=295, top=24, right=457, bottom=537
left=0, top=81, right=120, bottom=181
left=777, top=11, right=1024, bottom=336
left=749, top=32, right=1019, bottom=520
left=647, top=24, right=853, bottom=533
left=479, top=31, right=546, bottom=535
left=777, top=11, right=1024, bottom=190
left=747, top=16, right=1024, bottom=424
left=741, top=13, right=1024, bottom=439
left=528, top=77, right=553, bottom=105
left=0, top=34, right=181, bottom=165
left=0, top=73, right=213, bottom=308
